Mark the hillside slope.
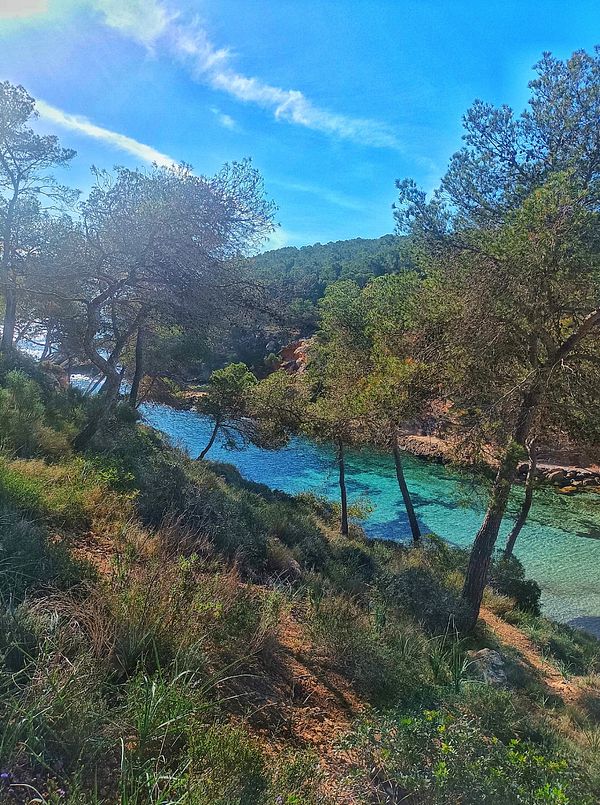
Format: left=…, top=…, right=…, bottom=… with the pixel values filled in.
left=0, top=364, right=599, bottom=804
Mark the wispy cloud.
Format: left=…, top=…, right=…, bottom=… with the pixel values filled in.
left=36, top=100, right=177, bottom=166
left=91, top=0, right=172, bottom=47
left=210, top=106, right=239, bottom=131
left=91, top=0, right=401, bottom=151
left=271, top=178, right=366, bottom=211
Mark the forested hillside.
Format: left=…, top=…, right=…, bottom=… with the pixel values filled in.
left=253, top=234, right=410, bottom=301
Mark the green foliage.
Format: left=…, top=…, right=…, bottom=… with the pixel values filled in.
left=344, top=703, right=595, bottom=803
left=187, top=725, right=268, bottom=803
left=198, top=363, right=258, bottom=424
left=490, top=554, right=542, bottom=615
left=253, top=234, right=412, bottom=310
left=383, top=564, right=472, bottom=634
left=0, top=454, right=115, bottom=531
left=0, top=370, right=72, bottom=458
left=0, top=509, right=87, bottom=602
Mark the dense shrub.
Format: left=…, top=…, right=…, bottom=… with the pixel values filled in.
left=309, top=593, right=430, bottom=704
left=328, top=543, right=377, bottom=595
left=490, top=554, right=542, bottom=615
left=0, top=370, right=71, bottom=458
left=344, top=703, right=595, bottom=804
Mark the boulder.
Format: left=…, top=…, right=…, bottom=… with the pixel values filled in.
left=467, top=648, right=507, bottom=686
left=556, top=485, right=578, bottom=495
left=547, top=469, right=567, bottom=484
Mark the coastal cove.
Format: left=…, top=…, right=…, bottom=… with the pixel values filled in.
left=141, top=401, right=600, bottom=635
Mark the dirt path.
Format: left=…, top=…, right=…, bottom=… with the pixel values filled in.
left=480, top=608, right=582, bottom=705
left=277, top=616, right=363, bottom=747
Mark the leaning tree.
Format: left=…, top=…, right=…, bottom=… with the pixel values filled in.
left=63, top=160, right=275, bottom=447
left=395, top=48, right=600, bottom=627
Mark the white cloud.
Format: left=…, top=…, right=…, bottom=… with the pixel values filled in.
left=0, top=0, right=46, bottom=17
left=36, top=100, right=177, bottom=167
left=210, top=106, right=238, bottom=131
left=91, top=0, right=401, bottom=150
left=271, top=178, right=365, bottom=211
left=91, top=0, right=171, bottom=47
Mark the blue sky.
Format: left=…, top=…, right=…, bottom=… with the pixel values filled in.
left=0, top=0, right=598, bottom=250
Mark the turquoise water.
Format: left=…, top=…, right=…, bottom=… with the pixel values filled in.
left=141, top=402, right=600, bottom=633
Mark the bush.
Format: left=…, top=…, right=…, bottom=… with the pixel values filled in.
left=382, top=565, right=472, bottom=634
left=0, top=370, right=72, bottom=459
left=344, top=704, right=596, bottom=804
left=490, top=555, right=541, bottom=615
left=87, top=428, right=271, bottom=568
left=328, top=543, right=376, bottom=595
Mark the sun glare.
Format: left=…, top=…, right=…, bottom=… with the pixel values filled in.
left=0, top=0, right=47, bottom=18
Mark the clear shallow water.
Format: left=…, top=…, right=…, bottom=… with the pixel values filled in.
left=141, top=402, right=600, bottom=633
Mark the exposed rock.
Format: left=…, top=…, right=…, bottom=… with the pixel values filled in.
left=467, top=648, right=507, bottom=686
left=547, top=469, right=567, bottom=483
left=556, top=485, right=579, bottom=495
left=280, top=338, right=313, bottom=374
left=396, top=434, right=449, bottom=464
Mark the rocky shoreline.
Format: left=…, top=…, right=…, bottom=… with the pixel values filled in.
left=518, top=463, right=600, bottom=494
left=397, top=435, right=600, bottom=494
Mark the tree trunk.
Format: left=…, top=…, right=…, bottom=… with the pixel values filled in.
left=462, top=381, right=543, bottom=628
left=1, top=287, right=17, bottom=354
left=73, top=368, right=122, bottom=451
left=392, top=435, right=421, bottom=544
left=75, top=300, right=145, bottom=449
left=463, top=307, right=600, bottom=606
left=504, top=442, right=537, bottom=559
left=128, top=325, right=145, bottom=407
left=338, top=439, right=349, bottom=536
left=1, top=195, right=17, bottom=355
left=198, top=418, right=220, bottom=460
left=40, top=326, right=53, bottom=362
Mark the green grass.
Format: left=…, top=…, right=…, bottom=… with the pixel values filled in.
left=507, top=610, right=600, bottom=676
